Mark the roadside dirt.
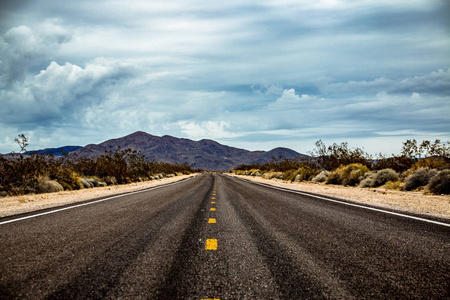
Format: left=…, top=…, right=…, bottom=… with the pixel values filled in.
left=230, top=174, right=450, bottom=220
left=0, top=174, right=195, bottom=218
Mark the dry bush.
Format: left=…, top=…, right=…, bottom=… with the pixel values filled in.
left=103, top=176, right=118, bottom=185
left=427, top=170, right=450, bottom=195
left=80, top=178, right=92, bottom=188
left=359, top=173, right=376, bottom=188
left=312, top=170, right=329, bottom=183
left=292, top=167, right=319, bottom=182
left=403, top=168, right=438, bottom=191
left=326, top=164, right=370, bottom=186
left=372, top=169, right=399, bottom=188
left=382, top=180, right=403, bottom=190
left=264, top=172, right=284, bottom=179
left=36, top=176, right=64, bottom=194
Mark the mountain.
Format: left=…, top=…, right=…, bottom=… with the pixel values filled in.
left=71, top=131, right=306, bottom=170
left=25, top=146, right=82, bottom=156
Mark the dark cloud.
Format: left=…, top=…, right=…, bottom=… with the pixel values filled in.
left=1, top=24, right=71, bottom=87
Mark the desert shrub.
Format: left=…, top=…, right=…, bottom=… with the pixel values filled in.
left=382, top=180, right=403, bottom=190
left=427, top=170, right=450, bottom=195
left=312, top=170, right=329, bottom=183
left=36, top=176, right=64, bottom=193
left=341, top=163, right=370, bottom=186
left=411, top=157, right=450, bottom=171
left=325, top=164, right=370, bottom=186
left=80, top=178, right=92, bottom=188
left=325, top=169, right=341, bottom=185
left=359, top=173, right=376, bottom=188
left=103, top=176, right=118, bottom=185
left=310, top=140, right=370, bottom=170
left=293, top=166, right=319, bottom=182
left=403, top=168, right=438, bottom=191
left=86, top=178, right=98, bottom=187
left=372, top=169, right=399, bottom=188
left=264, top=172, right=284, bottom=179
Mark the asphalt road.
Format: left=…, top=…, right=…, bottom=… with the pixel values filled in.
left=1, top=174, right=449, bottom=299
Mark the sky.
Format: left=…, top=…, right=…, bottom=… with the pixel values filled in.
left=1, top=0, right=449, bottom=155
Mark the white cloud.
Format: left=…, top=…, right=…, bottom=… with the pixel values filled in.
left=0, top=59, right=132, bottom=127
left=323, top=69, right=450, bottom=96
left=178, top=121, right=239, bottom=140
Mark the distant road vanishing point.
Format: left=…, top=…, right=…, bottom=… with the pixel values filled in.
left=1, top=174, right=449, bottom=299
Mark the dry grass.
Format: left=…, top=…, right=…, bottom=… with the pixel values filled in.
left=0, top=174, right=196, bottom=218
left=231, top=174, right=450, bottom=220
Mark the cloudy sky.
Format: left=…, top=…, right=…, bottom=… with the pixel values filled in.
left=1, top=0, right=449, bottom=155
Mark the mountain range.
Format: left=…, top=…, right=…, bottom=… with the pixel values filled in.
left=28, top=131, right=307, bottom=170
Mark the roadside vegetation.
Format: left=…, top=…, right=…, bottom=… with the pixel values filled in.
left=0, top=135, right=193, bottom=196
left=234, top=139, right=450, bottom=195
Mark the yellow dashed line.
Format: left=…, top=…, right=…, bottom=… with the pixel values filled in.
left=205, top=239, right=217, bottom=250
left=208, top=218, right=216, bottom=223
left=211, top=201, right=215, bottom=204
left=210, top=208, right=216, bottom=211
left=212, top=197, right=216, bottom=199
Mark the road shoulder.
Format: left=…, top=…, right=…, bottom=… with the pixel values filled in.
left=229, top=174, right=450, bottom=220
left=0, top=174, right=196, bottom=218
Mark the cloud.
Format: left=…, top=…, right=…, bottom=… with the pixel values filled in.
left=178, top=121, right=238, bottom=140
left=0, top=59, right=132, bottom=128
left=0, top=1, right=449, bottom=155
left=323, top=69, right=450, bottom=96
left=1, top=23, right=71, bottom=87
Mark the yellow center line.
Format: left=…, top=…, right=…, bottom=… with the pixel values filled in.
left=208, top=218, right=216, bottom=223
left=212, top=197, right=216, bottom=199
left=211, top=201, right=215, bottom=204
left=210, top=208, right=216, bottom=211
left=205, top=239, right=217, bottom=250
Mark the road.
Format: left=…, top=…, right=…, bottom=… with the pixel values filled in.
left=1, top=174, right=449, bottom=299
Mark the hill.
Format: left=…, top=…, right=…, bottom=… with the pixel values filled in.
left=72, top=131, right=306, bottom=170
left=25, top=146, right=82, bottom=156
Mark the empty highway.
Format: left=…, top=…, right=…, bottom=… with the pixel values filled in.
left=1, top=174, right=449, bottom=299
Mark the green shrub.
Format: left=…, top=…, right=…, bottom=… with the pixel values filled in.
left=312, top=170, right=329, bottom=183
left=372, top=169, right=399, bottom=187
left=427, top=170, right=450, bottom=195
left=403, top=168, right=437, bottom=191
left=36, top=176, right=64, bottom=193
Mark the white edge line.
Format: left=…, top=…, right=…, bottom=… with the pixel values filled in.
left=0, top=176, right=195, bottom=226
left=232, top=176, right=450, bottom=228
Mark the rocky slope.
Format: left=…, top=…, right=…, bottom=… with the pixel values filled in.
left=72, top=131, right=306, bottom=170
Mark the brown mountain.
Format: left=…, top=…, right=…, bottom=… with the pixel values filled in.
left=72, top=131, right=306, bottom=170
